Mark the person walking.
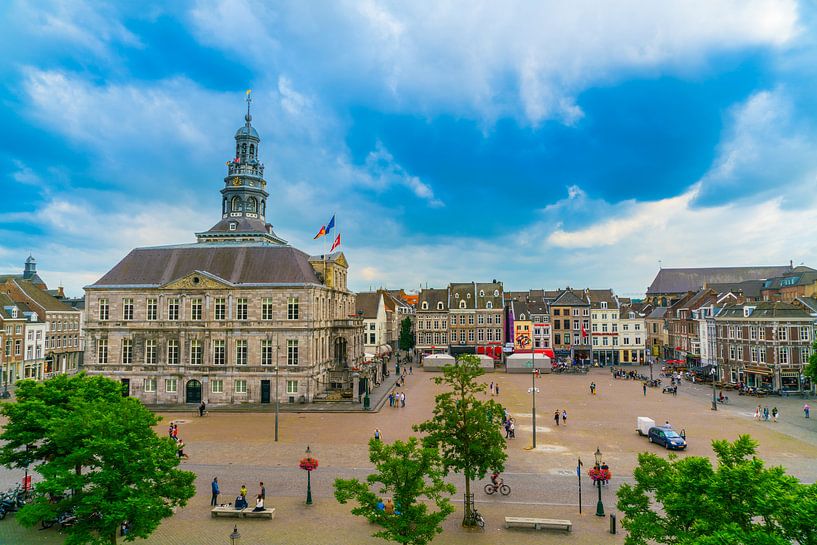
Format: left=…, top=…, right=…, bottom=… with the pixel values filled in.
left=495, top=384, right=500, bottom=396
left=509, top=418, right=515, bottom=438
left=804, top=403, right=811, bottom=419
left=590, top=382, right=596, bottom=395
left=374, top=428, right=382, bottom=441
left=562, top=409, right=567, bottom=426
left=754, top=405, right=761, bottom=420
left=763, top=406, right=769, bottom=421
left=259, top=482, right=266, bottom=500
left=388, top=391, right=394, bottom=408
left=400, top=392, right=406, bottom=407
left=772, top=407, right=779, bottom=423
left=489, top=382, right=494, bottom=396
left=643, top=382, right=647, bottom=396
left=554, top=409, right=560, bottom=427
left=211, top=477, right=220, bottom=507
left=409, top=365, right=413, bottom=375
left=504, top=419, right=511, bottom=439
left=198, top=401, right=206, bottom=417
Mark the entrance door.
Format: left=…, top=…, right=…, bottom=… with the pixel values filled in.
left=121, top=378, right=130, bottom=397
left=261, top=380, right=271, bottom=403
left=185, top=380, right=202, bottom=404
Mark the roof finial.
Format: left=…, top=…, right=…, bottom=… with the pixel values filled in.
left=245, top=89, right=252, bottom=125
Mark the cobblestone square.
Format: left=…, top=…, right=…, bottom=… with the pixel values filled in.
left=1, top=366, right=815, bottom=544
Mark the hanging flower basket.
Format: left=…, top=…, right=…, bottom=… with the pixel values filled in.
left=588, top=467, right=611, bottom=482
left=299, top=457, right=319, bottom=472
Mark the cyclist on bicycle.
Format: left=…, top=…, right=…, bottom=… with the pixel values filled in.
left=490, top=471, right=502, bottom=487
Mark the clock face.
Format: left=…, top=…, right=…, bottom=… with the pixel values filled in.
left=232, top=177, right=241, bottom=186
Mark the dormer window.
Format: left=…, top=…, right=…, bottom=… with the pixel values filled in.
left=437, top=302, right=444, bottom=310
left=487, top=301, right=493, bottom=309
left=601, top=302, right=607, bottom=309
left=479, top=290, right=485, bottom=297
left=229, top=222, right=237, bottom=231
left=455, top=293, right=459, bottom=299
left=11, top=308, right=18, bottom=318
left=494, top=290, right=499, bottom=296
left=466, top=293, right=471, bottom=299
left=519, top=313, right=525, bottom=319
left=421, top=302, right=429, bottom=310
left=459, top=301, right=466, bottom=309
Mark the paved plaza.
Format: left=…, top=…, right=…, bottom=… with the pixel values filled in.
left=1, top=366, right=815, bottom=544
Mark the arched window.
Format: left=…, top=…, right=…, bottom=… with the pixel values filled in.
left=231, top=196, right=242, bottom=212
left=479, top=290, right=485, bottom=297
left=459, top=301, right=466, bottom=309
left=261, top=200, right=266, bottom=215
left=247, top=197, right=258, bottom=213
left=487, top=301, right=493, bottom=309
left=437, top=302, right=444, bottom=310
left=421, top=302, right=428, bottom=310
left=241, top=143, right=247, bottom=157
left=222, top=198, right=227, bottom=214
left=249, top=144, right=255, bottom=157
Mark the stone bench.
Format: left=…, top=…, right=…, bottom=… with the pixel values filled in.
left=504, top=517, right=572, bottom=532
left=211, top=506, right=243, bottom=518
left=210, top=506, right=275, bottom=519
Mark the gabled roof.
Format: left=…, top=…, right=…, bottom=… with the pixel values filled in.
left=717, top=302, right=813, bottom=319
left=11, top=280, right=76, bottom=312
left=708, top=279, right=764, bottom=299
left=355, top=292, right=381, bottom=319
left=647, top=266, right=792, bottom=295
left=90, top=243, right=321, bottom=287
left=794, top=296, right=817, bottom=314
left=586, top=289, right=617, bottom=308
left=449, top=283, right=476, bottom=310
left=475, top=282, right=503, bottom=310
left=646, top=307, right=668, bottom=319
left=551, top=289, right=588, bottom=307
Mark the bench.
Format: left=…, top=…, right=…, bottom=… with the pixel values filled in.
left=210, top=506, right=275, bottom=519
left=211, top=506, right=243, bottom=518
left=242, top=508, right=275, bottom=519
left=504, top=517, right=572, bottom=532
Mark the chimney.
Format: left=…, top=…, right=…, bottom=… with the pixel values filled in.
left=57, top=286, right=65, bottom=298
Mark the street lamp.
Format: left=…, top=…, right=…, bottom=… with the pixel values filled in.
left=594, top=447, right=604, bottom=517
left=299, top=445, right=319, bottom=505
left=711, top=365, right=717, bottom=411
left=229, top=524, right=241, bottom=545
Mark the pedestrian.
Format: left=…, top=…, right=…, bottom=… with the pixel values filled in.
left=489, top=382, right=494, bottom=395
left=211, top=477, right=220, bottom=506
left=389, top=392, right=394, bottom=407
left=172, top=423, right=179, bottom=441
left=554, top=409, right=560, bottom=427
left=772, top=407, right=778, bottom=423
left=504, top=419, right=511, bottom=439
left=259, top=482, right=266, bottom=500
left=805, top=403, right=811, bottom=419
left=562, top=409, right=567, bottom=426
left=763, top=406, right=769, bottom=421
left=401, top=392, right=406, bottom=407
left=199, top=401, right=206, bottom=417
left=409, top=365, right=413, bottom=375
left=240, top=484, right=247, bottom=500
left=590, top=382, right=596, bottom=395
left=643, top=383, right=647, bottom=396
left=168, top=423, right=175, bottom=440
left=495, top=384, right=500, bottom=396
left=374, top=428, right=381, bottom=441
left=509, top=418, right=515, bottom=438
left=177, top=439, right=187, bottom=459
left=754, top=405, right=761, bottom=420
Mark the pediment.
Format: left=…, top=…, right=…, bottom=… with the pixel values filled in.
left=162, top=271, right=232, bottom=290
left=334, top=252, right=349, bottom=268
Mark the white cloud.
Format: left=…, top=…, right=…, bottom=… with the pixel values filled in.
left=188, top=0, right=799, bottom=124
left=363, top=142, right=443, bottom=207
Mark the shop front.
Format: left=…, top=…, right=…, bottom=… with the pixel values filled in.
left=744, top=367, right=773, bottom=389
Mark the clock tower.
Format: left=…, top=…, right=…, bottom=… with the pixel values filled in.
left=196, top=92, right=286, bottom=244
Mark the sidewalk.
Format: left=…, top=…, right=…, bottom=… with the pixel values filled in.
left=149, top=364, right=407, bottom=414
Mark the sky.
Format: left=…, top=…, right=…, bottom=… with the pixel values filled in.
left=1, top=0, right=816, bottom=298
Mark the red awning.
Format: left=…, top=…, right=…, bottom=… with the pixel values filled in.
left=476, top=346, right=485, bottom=354
left=535, top=348, right=556, bottom=359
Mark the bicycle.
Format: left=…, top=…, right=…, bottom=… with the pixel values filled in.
left=464, top=507, right=485, bottom=528
left=484, top=481, right=511, bottom=496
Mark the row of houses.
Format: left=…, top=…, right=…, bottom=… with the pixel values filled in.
left=645, top=265, right=817, bottom=392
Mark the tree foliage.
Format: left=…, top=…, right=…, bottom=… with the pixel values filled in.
left=334, top=437, right=454, bottom=545
left=398, top=317, right=415, bottom=353
left=616, top=435, right=817, bottom=545
left=804, top=339, right=817, bottom=385
left=0, top=374, right=196, bottom=545
left=413, top=354, right=507, bottom=524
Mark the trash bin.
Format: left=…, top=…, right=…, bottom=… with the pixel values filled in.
left=610, top=513, right=617, bottom=534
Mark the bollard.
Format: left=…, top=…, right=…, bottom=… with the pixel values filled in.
left=610, top=513, right=617, bottom=534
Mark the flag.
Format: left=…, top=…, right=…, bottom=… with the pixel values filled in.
left=325, top=214, right=336, bottom=234
left=330, top=233, right=341, bottom=252
left=246, top=89, right=252, bottom=96
left=581, top=323, right=588, bottom=337
left=313, top=225, right=327, bottom=239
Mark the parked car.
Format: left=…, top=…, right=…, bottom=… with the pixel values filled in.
left=648, top=426, right=687, bottom=450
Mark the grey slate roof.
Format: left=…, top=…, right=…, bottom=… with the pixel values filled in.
left=586, top=289, right=617, bottom=308
left=551, top=289, right=588, bottom=307
left=647, top=266, right=791, bottom=295
left=418, top=288, right=447, bottom=311
left=475, top=282, right=503, bottom=310
left=90, top=243, right=320, bottom=287
left=355, top=292, right=381, bottom=319
left=795, top=296, right=817, bottom=314
left=717, top=302, right=813, bottom=319
left=646, top=307, right=668, bottom=319
left=708, top=280, right=764, bottom=299
left=449, top=283, right=476, bottom=309
left=12, top=280, right=76, bottom=312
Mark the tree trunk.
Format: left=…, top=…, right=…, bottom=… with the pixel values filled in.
left=110, top=529, right=117, bottom=545
left=463, top=477, right=471, bottom=526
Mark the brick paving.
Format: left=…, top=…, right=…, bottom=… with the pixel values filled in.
left=1, top=366, right=815, bottom=544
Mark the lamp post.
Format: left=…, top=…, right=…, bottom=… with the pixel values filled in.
left=594, top=447, right=604, bottom=517
left=530, top=336, right=537, bottom=449
left=300, top=445, right=319, bottom=505
left=229, top=524, right=241, bottom=545
left=711, top=365, right=717, bottom=411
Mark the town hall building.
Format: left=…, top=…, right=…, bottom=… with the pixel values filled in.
left=83, top=96, right=365, bottom=405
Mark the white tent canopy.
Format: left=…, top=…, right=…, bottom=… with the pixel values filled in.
left=505, top=353, right=552, bottom=373
left=475, top=354, right=496, bottom=372
left=422, top=353, right=456, bottom=372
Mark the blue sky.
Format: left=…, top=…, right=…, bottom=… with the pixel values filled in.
left=1, top=0, right=816, bottom=297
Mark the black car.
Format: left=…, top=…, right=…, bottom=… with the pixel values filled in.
left=647, top=426, right=687, bottom=450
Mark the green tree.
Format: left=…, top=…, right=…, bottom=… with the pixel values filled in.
left=804, top=339, right=817, bottom=386
left=0, top=374, right=195, bottom=545
left=413, top=354, right=507, bottom=526
left=334, top=437, right=455, bottom=545
left=398, top=317, right=415, bottom=353
left=616, top=435, right=817, bottom=545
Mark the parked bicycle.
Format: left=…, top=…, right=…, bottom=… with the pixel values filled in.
left=464, top=507, right=485, bottom=528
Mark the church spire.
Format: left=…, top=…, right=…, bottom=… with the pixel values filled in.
left=195, top=91, right=286, bottom=245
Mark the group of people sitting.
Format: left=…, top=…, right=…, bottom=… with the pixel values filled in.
left=234, top=484, right=265, bottom=512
